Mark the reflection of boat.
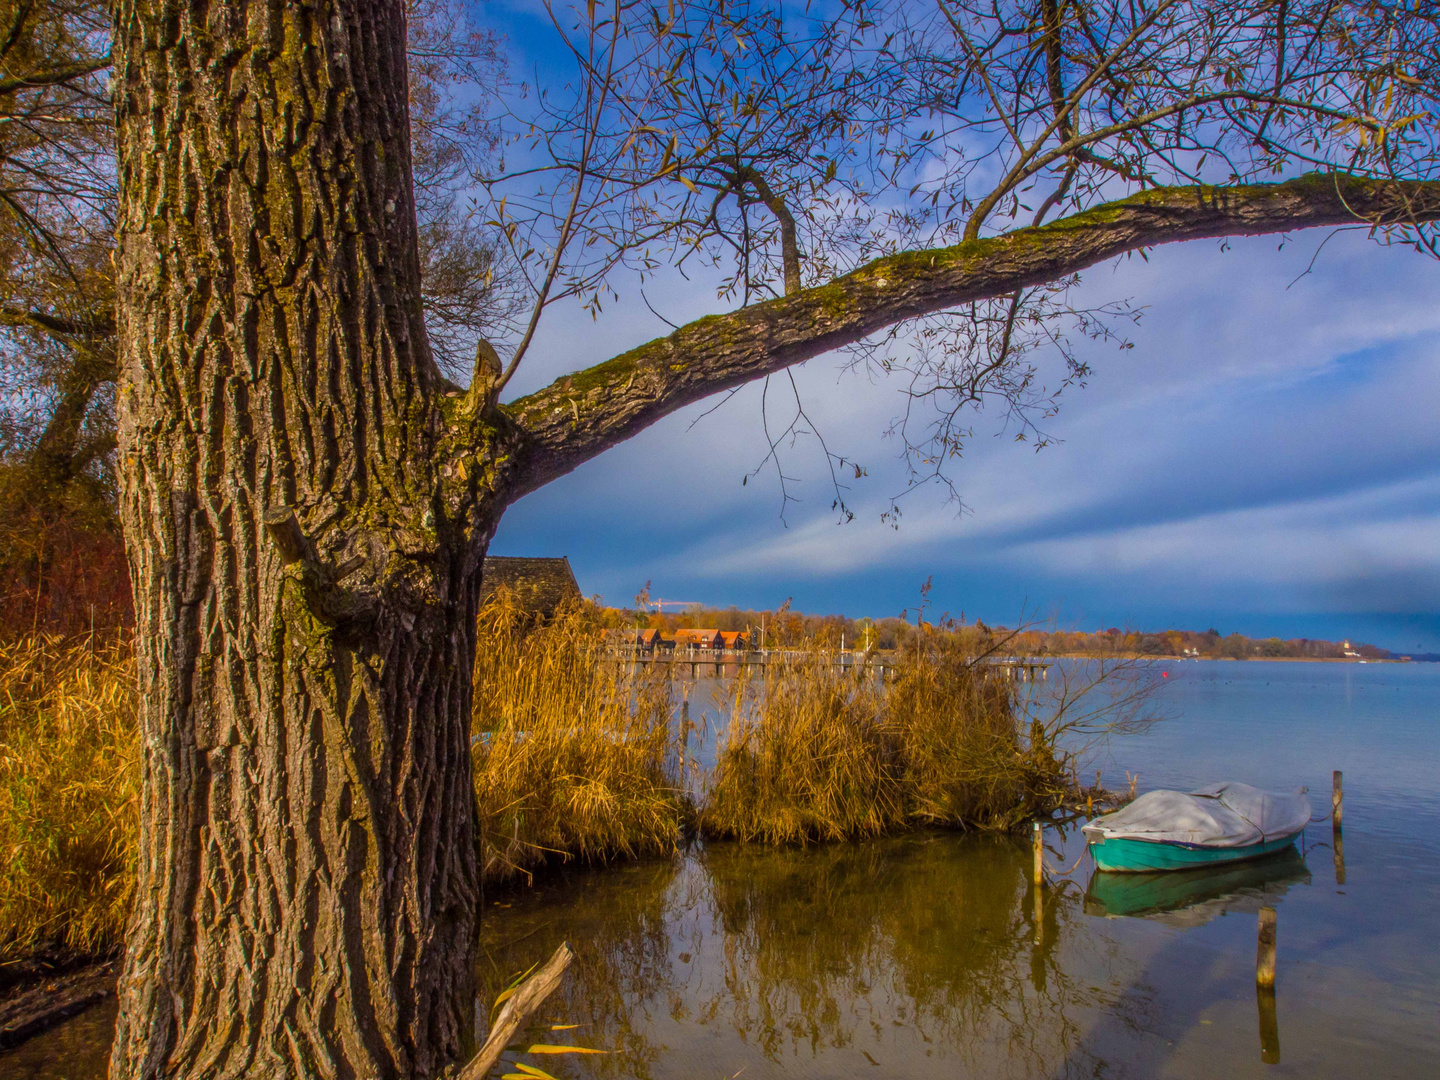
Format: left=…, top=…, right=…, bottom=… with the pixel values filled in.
left=1083, top=782, right=1310, bottom=872
left=1084, top=847, right=1311, bottom=929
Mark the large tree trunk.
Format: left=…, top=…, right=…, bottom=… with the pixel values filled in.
left=109, top=1, right=510, bottom=1075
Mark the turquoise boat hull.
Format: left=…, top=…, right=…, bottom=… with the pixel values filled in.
left=1086, top=830, right=1303, bottom=873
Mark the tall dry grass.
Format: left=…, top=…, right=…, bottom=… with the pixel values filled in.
left=471, top=592, right=686, bottom=881
left=699, top=655, right=902, bottom=844
left=702, top=632, right=1082, bottom=844
left=0, top=600, right=1149, bottom=960
left=889, top=634, right=1067, bottom=830
left=0, top=636, right=138, bottom=962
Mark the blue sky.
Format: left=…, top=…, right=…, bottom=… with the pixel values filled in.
left=478, top=4, right=1440, bottom=652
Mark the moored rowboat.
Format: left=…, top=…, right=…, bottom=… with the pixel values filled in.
left=1083, top=782, right=1311, bottom=873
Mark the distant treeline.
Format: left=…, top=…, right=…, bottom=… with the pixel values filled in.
left=603, top=605, right=1405, bottom=660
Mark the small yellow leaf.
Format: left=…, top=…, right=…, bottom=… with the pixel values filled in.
left=679, top=175, right=699, bottom=194
left=549, top=1024, right=582, bottom=1031
left=513, top=1065, right=560, bottom=1080
left=525, top=1044, right=608, bottom=1055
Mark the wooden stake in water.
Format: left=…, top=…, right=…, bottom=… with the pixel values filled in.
left=1257, top=906, right=1280, bottom=1062
left=1332, top=770, right=1343, bottom=827
left=1256, top=906, right=1277, bottom=989
left=1032, top=821, right=1044, bottom=887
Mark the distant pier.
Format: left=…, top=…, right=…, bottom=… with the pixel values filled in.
left=601, top=648, right=1050, bottom=682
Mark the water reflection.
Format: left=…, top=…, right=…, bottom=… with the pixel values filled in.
left=477, top=833, right=1142, bottom=1078
left=1257, top=982, right=1280, bottom=1064
left=0, top=997, right=115, bottom=1080
left=1083, top=848, right=1311, bottom=927
left=1083, top=851, right=1312, bottom=1068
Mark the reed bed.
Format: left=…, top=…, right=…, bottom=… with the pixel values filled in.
left=700, top=655, right=902, bottom=844
left=0, top=603, right=1148, bottom=960
left=471, top=593, right=686, bottom=882
left=0, top=636, right=138, bottom=963
left=701, top=632, right=1080, bottom=844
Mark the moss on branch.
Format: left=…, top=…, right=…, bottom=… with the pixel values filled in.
left=503, top=172, right=1440, bottom=502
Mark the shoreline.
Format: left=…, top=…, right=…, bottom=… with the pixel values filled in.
left=0, top=952, right=117, bottom=1051
left=1035, top=654, right=1410, bottom=664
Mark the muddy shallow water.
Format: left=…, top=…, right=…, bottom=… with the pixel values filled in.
left=7, top=660, right=1439, bottom=1078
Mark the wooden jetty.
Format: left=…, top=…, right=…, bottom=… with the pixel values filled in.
left=602, top=648, right=1050, bottom=682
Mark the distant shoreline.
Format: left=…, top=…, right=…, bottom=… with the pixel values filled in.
left=1041, top=654, right=1413, bottom=663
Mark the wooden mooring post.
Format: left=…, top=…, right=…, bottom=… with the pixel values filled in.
left=1256, top=906, right=1277, bottom=989
left=1256, top=905, right=1280, bottom=1064
left=1332, top=770, right=1346, bottom=885
left=1031, top=823, right=1047, bottom=938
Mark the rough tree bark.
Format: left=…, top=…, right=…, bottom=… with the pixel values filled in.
left=109, top=1, right=522, bottom=1076
left=108, top=1, right=1440, bottom=1076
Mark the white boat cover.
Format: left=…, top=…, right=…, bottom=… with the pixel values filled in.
left=1084, top=782, right=1311, bottom=848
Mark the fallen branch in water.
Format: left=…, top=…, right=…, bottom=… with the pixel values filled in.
left=457, top=941, right=575, bottom=1080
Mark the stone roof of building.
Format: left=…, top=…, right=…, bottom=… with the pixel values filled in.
left=481, top=556, right=582, bottom=617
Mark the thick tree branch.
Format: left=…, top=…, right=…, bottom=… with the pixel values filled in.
left=502, top=173, right=1440, bottom=502
left=0, top=303, right=116, bottom=339
left=0, top=54, right=111, bottom=97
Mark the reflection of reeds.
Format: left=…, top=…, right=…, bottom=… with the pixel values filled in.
left=472, top=592, right=686, bottom=882
left=0, top=636, right=138, bottom=962
left=476, top=834, right=1109, bottom=1080
left=476, top=856, right=683, bottom=1080
left=701, top=633, right=1079, bottom=843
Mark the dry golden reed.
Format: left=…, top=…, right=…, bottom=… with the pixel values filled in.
left=700, top=655, right=903, bottom=844
left=0, top=602, right=1120, bottom=960
left=0, top=636, right=139, bottom=962
left=702, top=633, right=1073, bottom=845
left=471, top=592, right=686, bottom=882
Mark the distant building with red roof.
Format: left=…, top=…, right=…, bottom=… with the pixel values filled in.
left=674, top=628, right=723, bottom=650
left=607, top=627, right=666, bottom=651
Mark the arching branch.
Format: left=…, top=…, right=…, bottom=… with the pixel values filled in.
left=501, top=173, right=1440, bottom=502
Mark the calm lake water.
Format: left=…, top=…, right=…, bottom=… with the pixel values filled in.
left=7, top=659, right=1439, bottom=1078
